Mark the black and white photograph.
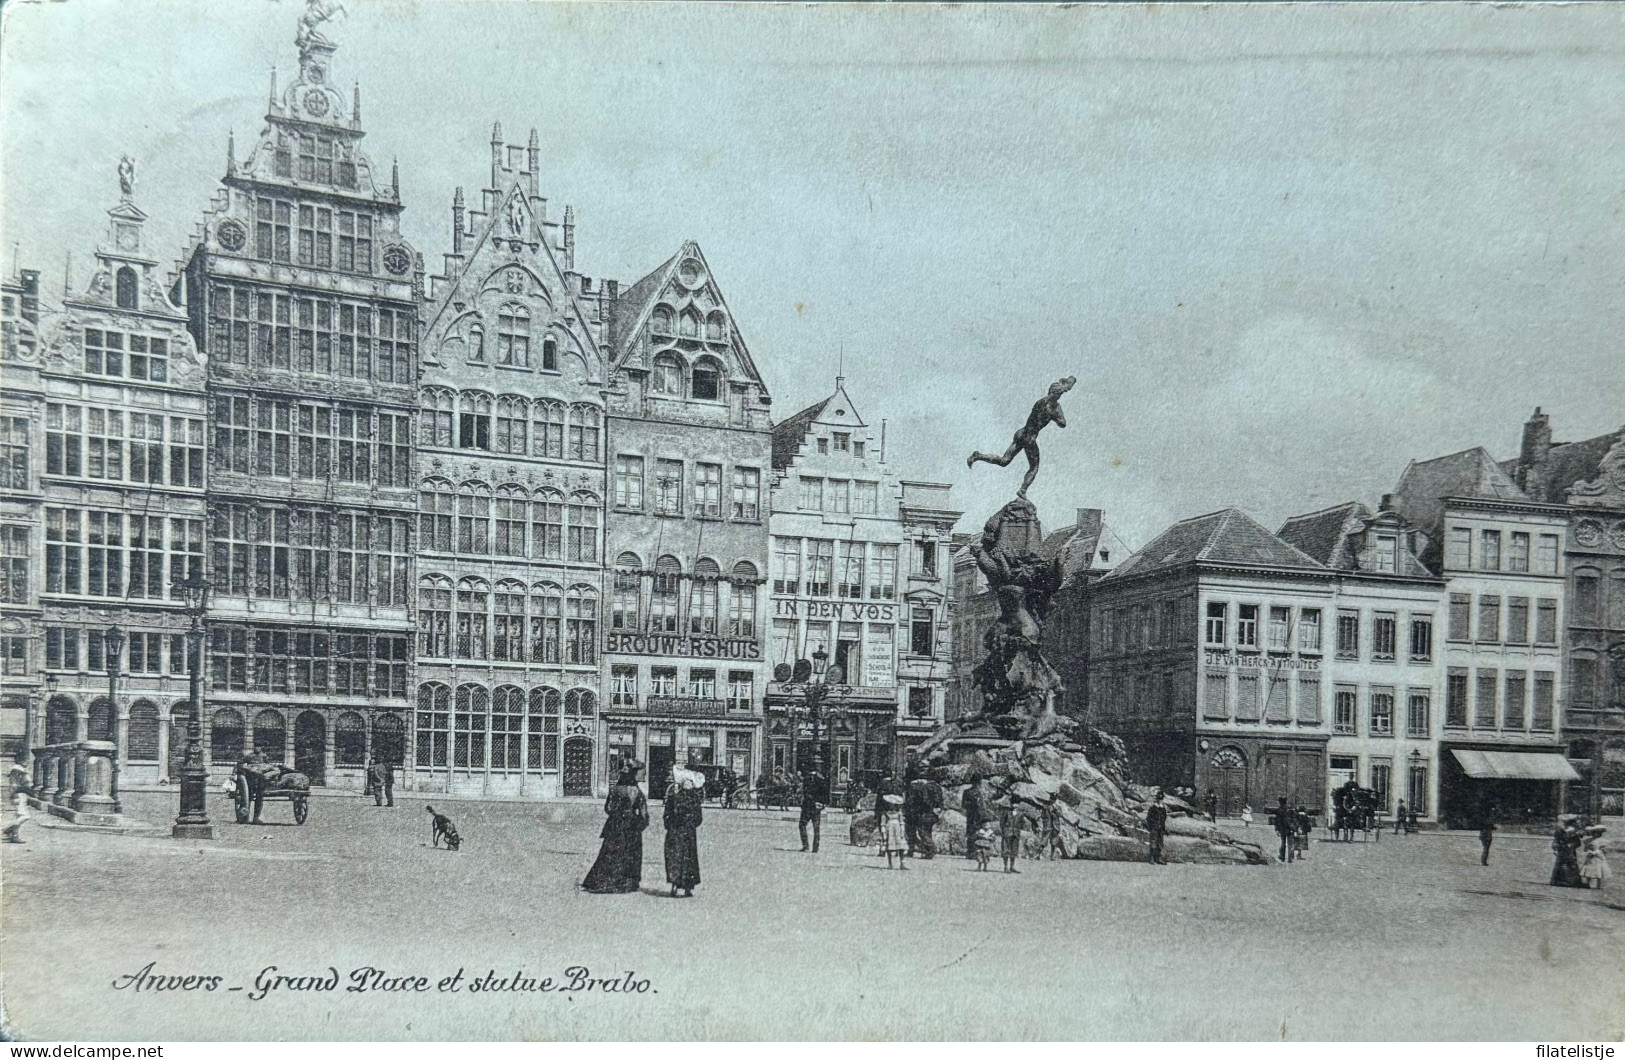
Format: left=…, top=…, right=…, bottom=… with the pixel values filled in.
left=0, top=0, right=1622, bottom=1042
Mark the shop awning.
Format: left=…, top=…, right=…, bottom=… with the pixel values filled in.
left=1450, top=749, right=1581, bottom=782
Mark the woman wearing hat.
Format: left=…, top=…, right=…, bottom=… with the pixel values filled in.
left=582, top=760, right=650, bottom=894
left=1550, top=815, right=1586, bottom=889
left=663, top=771, right=704, bottom=898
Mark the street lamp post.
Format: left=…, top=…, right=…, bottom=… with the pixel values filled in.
left=798, top=646, right=848, bottom=777
left=103, top=623, right=125, bottom=815
left=171, top=572, right=214, bottom=839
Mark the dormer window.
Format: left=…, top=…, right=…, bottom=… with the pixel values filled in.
left=115, top=267, right=138, bottom=310
left=1373, top=533, right=1398, bottom=573
left=691, top=358, right=721, bottom=401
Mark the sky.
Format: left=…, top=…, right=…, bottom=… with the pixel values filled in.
left=3, top=0, right=1623, bottom=550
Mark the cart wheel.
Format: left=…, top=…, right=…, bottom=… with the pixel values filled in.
left=234, top=776, right=250, bottom=824
left=293, top=796, right=309, bottom=824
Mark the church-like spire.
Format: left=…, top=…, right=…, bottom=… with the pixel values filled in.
left=391, top=158, right=399, bottom=199
left=269, top=65, right=278, bottom=108
left=226, top=130, right=237, bottom=177
left=353, top=82, right=362, bottom=124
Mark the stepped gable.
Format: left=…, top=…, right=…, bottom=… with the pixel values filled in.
left=770, top=395, right=832, bottom=471
left=1106, top=507, right=1325, bottom=581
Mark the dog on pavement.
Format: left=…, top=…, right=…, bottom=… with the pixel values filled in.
left=426, top=805, right=461, bottom=850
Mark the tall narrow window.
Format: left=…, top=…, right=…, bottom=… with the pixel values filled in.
left=497, top=304, right=530, bottom=366
left=456, top=482, right=490, bottom=555
left=651, top=353, right=682, bottom=396
left=732, top=466, right=761, bottom=520
left=567, top=405, right=600, bottom=462
left=1479, top=529, right=1501, bottom=571
left=614, top=455, right=644, bottom=510
left=728, top=562, right=758, bottom=638
left=116, top=267, right=138, bottom=309
left=532, top=489, right=564, bottom=561
left=691, top=358, right=721, bottom=401
left=612, top=553, right=642, bottom=631
left=567, top=494, right=599, bottom=564
left=694, top=463, right=722, bottom=517
left=1445, top=669, right=1469, bottom=728
left=1298, top=609, right=1322, bottom=653
left=454, top=579, right=489, bottom=660
left=1373, top=613, right=1397, bottom=661
left=690, top=560, right=720, bottom=635
left=1204, top=602, right=1227, bottom=646
left=651, top=556, right=681, bottom=633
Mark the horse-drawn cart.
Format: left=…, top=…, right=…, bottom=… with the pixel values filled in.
left=229, top=759, right=311, bottom=824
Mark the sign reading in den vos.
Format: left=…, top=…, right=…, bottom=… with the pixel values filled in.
left=1203, top=651, right=1322, bottom=673
left=605, top=632, right=762, bottom=660
left=772, top=599, right=897, bottom=622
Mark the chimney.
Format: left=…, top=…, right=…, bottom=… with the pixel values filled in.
left=1519, top=406, right=1552, bottom=498
left=1379, top=493, right=1394, bottom=512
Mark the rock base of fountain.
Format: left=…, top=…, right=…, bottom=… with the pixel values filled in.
left=853, top=722, right=1272, bottom=865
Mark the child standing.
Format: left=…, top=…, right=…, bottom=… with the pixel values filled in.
left=998, top=800, right=1026, bottom=874
left=1580, top=826, right=1610, bottom=891
left=2, top=786, right=31, bottom=843
left=877, top=793, right=909, bottom=869
left=972, top=822, right=998, bottom=871
left=1240, top=804, right=1253, bottom=829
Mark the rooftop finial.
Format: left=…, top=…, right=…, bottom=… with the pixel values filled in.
left=226, top=130, right=237, bottom=176
left=528, top=127, right=539, bottom=149
left=269, top=65, right=278, bottom=107
left=353, top=82, right=362, bottom=123
left=492, top=121, right=503, bottom=144
left=391, top=158, right=399, bottom=198
left=453, top=186, right=465, bottom=207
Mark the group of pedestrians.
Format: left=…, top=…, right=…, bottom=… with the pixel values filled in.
left=579, top=760, right=706, bottom=898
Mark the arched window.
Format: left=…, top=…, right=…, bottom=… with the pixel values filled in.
left=567, top=404, right=601, bottom=462
left=729, top=560, right=759, bottom=638
left=210, top=707, right=244, bottom=763
left=690, top=559, right=721, bottom=634
left=533, top=488, right=565, bottom=561
left=528, top=687, right=561, bottom=771
left=652, top=555, right=682, bottom=633
left=495, top=395, right=528, bottom=454
left=567, top=492, right=600, bottom=564
left=44, top=696, right=76, bottom=745
left=253, top=709, right=287, bottom=761
left=542, top=335, right=559, bottom=372
left=420, top=387, right=455, bottom=447
left=497, top=303, right=530, bottom=366
left=494, top=484, right=528, bottom=558
left=374, top=711, right=406, bottom=766
left=127, top=701, right=161, bottom=762
left=88, top=697, right=113, bottom=743
left=567, top=585, right=599, bottom=665
left=651, top=352, right=683, bottom=396
left=705, top=310, right=728, bottom=341
left=493, top=579, right=527, bottom=662
left=566, top=688, right=597, bottom=718
left=531, top=582, right=564, bottom=663
left=418, top=477, right=454, bottom=552
left=418, top=573, right=452, bottom=657
left=612, top=552, right=643, bottom=630
left=491, top=686, right=525, bottom=771
left=692, top=357, right=722, bottom=402
left=334, top=711, right=367, bottom=766
left=532, top=400, right=564, bottom=458
left=458, top=391, right=492, bottom=451
left=651, top=304, right=675, bottom=335
left=453, top=683, right=488, bottom=769
left=678, top=308, right=700, bottom=338
left=415, top=683, right=451, bottom=767
left=457, top=481, right=491, bottom=554
left=468, top=323, right=486, bottom=363
left=455, top=576, right=489, bottom=660
left=116, top=266, right=138, bottom=310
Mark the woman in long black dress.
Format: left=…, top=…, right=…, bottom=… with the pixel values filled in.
left=582, top=762, right=649, bottom=894
left=1551, top=815, right=1586, bottom=888
left=664, top=777, right=704, bottom=897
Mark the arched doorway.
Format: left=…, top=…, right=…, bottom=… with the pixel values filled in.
left=1209, top=746, right=1249, bottom=818
left=294, top=711, right=326, bottom=785
left=562, top=736, right=593, bottom=797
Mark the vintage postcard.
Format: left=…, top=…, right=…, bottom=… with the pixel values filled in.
left=0, top=0, right=1622, bottom=1043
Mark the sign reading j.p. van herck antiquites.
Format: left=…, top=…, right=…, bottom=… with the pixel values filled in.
left=772, top=599, right=897, bottom=622
left=1203, top=650, right=1322, bottom=673
left=605, top=632, right=762, bottom=660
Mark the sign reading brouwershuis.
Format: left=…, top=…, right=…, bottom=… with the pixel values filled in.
left=605, top=632, right=762, bottom=660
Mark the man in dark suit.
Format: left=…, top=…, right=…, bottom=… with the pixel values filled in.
left=1273, top=796, right=1296, bottom=862
left=799, top=759, right=830, bottom=853
left=367, top=758, right=394, bottom=807
left=1204, top=790, right=1219, bottom=823
left=1146, top=790, right=1169, bottom=865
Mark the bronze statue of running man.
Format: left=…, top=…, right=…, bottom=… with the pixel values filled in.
left=967, top=376, right=1076, bottom=497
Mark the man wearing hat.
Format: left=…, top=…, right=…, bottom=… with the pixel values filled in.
left=1273, top=796, right=1296, bottom=863
left=1145, top=789, right=1169, bottom=865
left=799, top=757, right=830, bottom=853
